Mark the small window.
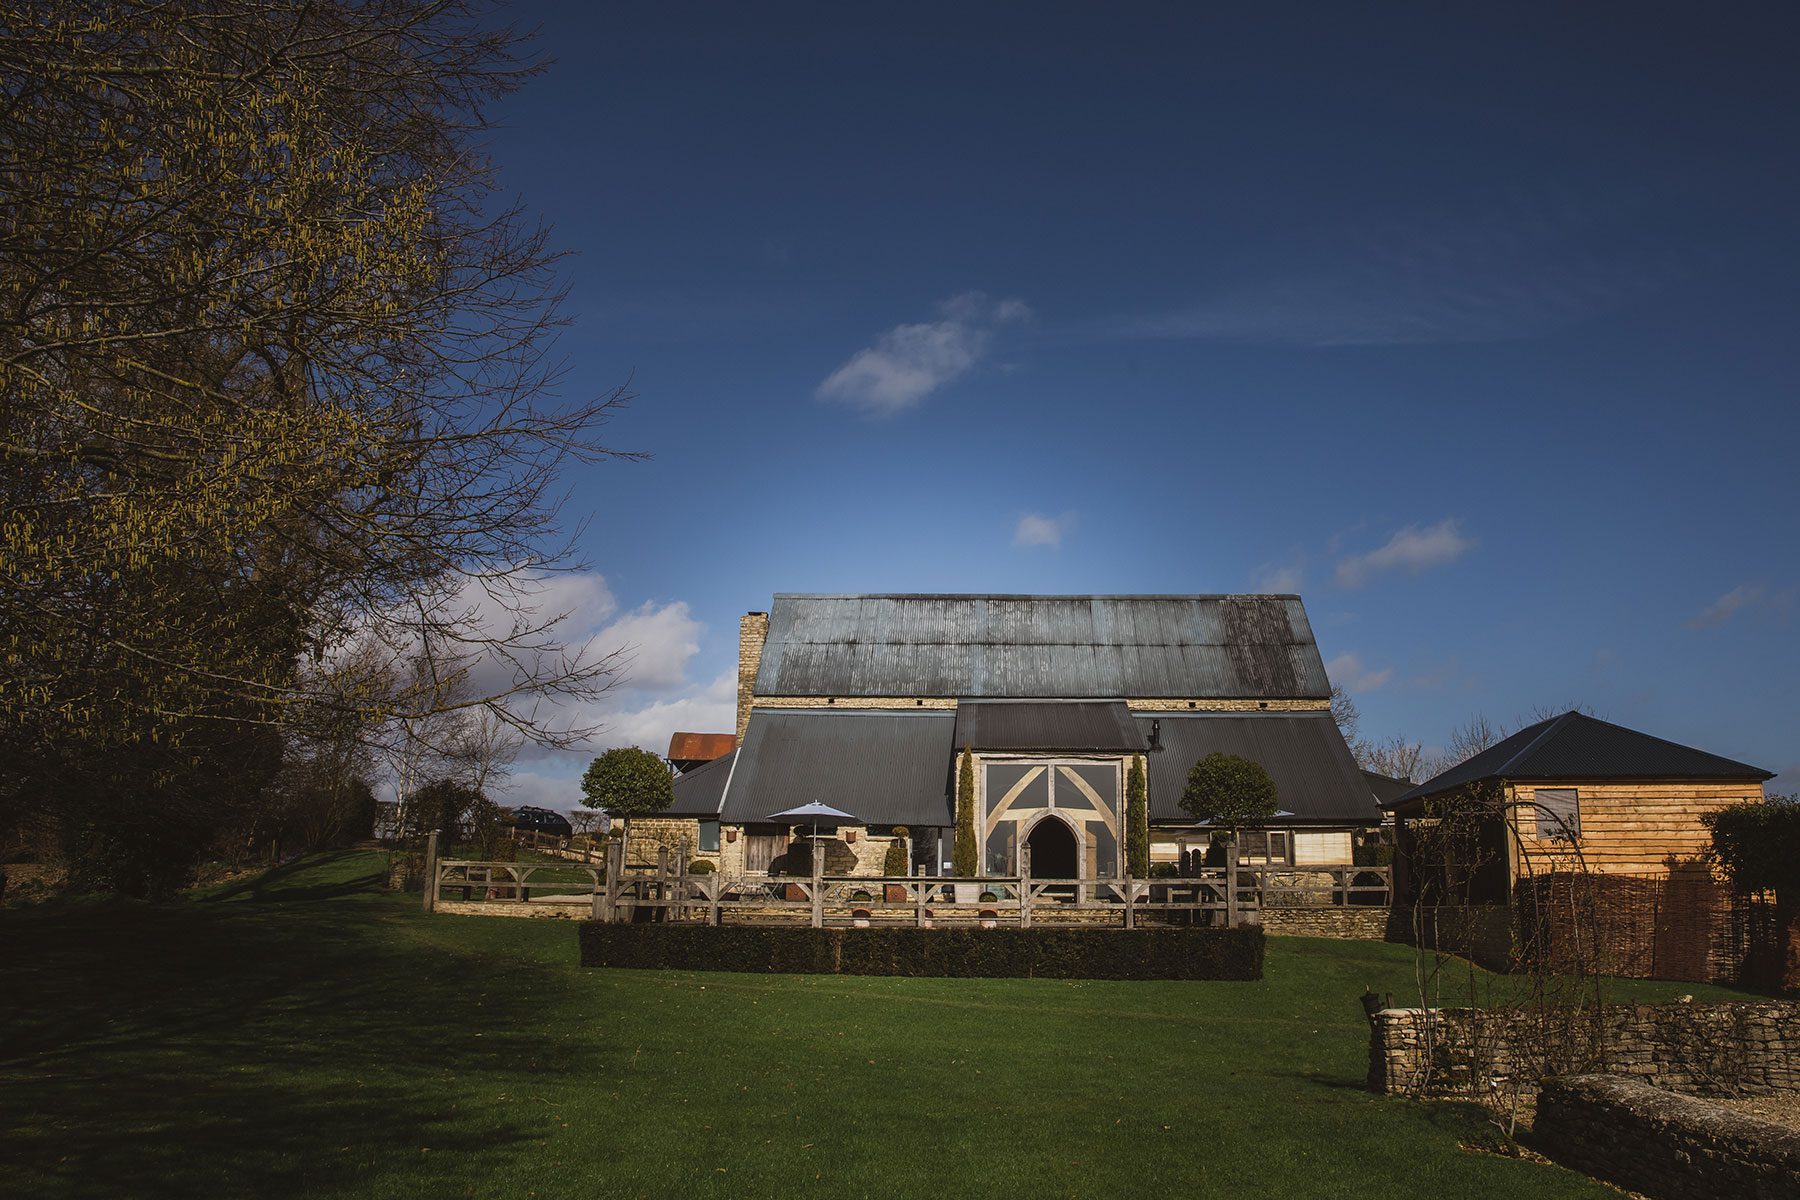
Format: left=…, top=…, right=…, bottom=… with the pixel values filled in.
left=1534, top=789, right=1579, bottom=841
left=698, top=819, right=721, bottom=853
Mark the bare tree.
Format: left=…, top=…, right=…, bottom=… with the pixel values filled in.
left=1331, top=684, right=1362, bottom=750
left=1360, top=735, right=1426, bottom=784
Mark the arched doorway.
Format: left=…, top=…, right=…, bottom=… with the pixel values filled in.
left=1025, top=815, right=1079, bottom=881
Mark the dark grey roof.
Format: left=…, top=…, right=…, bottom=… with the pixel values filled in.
left=952, top=700, right=1147, bottom=753
left=1390, top=712, right=1774, bottom=808
left=720, top=709, right=956, bottom=827
left=754, top=594, right=1329, bottom=700
left=664, top=749, right=734, bottom=817
left=1136, top=712, right=1382, bottom=826
left=1362, top=769, right=1414, bottom=809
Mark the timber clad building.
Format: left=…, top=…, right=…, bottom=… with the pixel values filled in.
left=653, top=594, right=1381, bottom=879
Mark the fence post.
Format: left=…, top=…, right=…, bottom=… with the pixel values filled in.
left=810, top=838, right=823, bottom=929
left=1124, top=868, right=1136, bottom=931
left=676, top=837, right=691, bottom=922
left=1020, top=846, right=1032, bottom=929
left=915, top=866, right=927, bottom=928
left=708, top=873, right=721, bottom=927
left=1226, top=839, right=1240, bottom=927
left=604, top=839, right=623, bottom=923
left=421, top=831, right=439, bottom=913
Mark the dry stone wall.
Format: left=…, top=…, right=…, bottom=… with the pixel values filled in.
left=1258, top=907, right=1396, bottom=939
left=1369, top=1000, right=1800, bottom=1098
left=1534, top=1074, right=1800, bottom=1200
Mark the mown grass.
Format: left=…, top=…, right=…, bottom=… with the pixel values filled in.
left=0, top=852, right=1751, bottom=1200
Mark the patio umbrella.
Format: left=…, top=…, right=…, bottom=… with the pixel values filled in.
left=765, top=801, right=861, bottom=846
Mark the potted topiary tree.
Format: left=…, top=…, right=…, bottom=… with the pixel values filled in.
left=883, top=826, right=910, bottom=902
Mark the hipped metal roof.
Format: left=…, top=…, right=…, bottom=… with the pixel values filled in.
left=1136, top=711, right=1381, bottom=826
left=953, top=700, right=1147, bottom=753
left=754, top=594, right=1330, bottom=700
left=720, top=709, right=956, bottom=827
left=1389, top=712, right=1773, bottom=809
left=664, top=748, right=734, bottom=817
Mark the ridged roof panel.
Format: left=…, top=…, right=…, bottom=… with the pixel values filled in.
left=754, top=594, right=1328, bottom=699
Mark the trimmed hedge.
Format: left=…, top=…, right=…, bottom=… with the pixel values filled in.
left=576, top=923, right=1264, bottom=980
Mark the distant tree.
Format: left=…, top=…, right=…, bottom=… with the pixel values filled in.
left=580, top=748, right=673, bottom=864
left=1126, top=756, right=1150, bottom=877
left=1422, top=715, right=1507, bottom=779
left=1180, top=753, right=1278, bottom=840
left=1331, top=685, right=1362, bottom=748
left=1703, top=794, right=1800, bottom=989
left=954, top=746, right=978, bottom=877
left=407, top=779, right=486, bottom=850
left=1359, top=735, right=1427, bottom=784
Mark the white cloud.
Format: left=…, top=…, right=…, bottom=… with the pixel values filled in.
left=816, top=291, right=1032, bottom=416
left=1013, top=511, right=1072, bottom=548
left=1684, top=583, right=1794, bottom=630
left=1325, top=652, right=1394, bottom=693
left=1335, top=519, right=1473, bottom=587
left=1250, top=561, right=1304, bottom=593
left=597, top=601, right=703, bottom=689
left=595, top=671, right=738, bottom=753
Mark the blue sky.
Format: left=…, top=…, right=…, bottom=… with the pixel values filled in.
left=477, top=3, right=1799, bottom=807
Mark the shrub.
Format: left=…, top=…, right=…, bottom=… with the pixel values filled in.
left=954, top=745, right=978, bottom=876
left=1126, top=755, right=1149, bottom=877
left=576, top=923, right=1266, bottom=980
left=881, top=838, right=908, bottom=876
left=688, top=859, right=715, bottom=874
left=1149, top=862, right=1179, bottom=879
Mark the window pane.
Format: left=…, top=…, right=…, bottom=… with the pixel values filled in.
left=699, top=820, right=721, bottom=853
left=1534, top=789, right=1579, bottom=840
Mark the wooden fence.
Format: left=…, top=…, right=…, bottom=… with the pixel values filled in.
left=418, top=832, right=1390, bottom=926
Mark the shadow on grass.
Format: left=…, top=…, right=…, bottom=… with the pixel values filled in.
left=0, top=853, right=588, bottom=1199
left=200, top=849, right=387, bottom=904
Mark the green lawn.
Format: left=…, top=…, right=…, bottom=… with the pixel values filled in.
left=0, top=851, right=1752, bottom=1200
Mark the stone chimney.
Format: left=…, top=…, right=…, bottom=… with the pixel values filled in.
left=736, top=611, right=769, bottom=743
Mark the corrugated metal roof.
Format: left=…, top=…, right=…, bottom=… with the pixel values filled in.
left=665, top=749, right=734, bottom=817
left=1389, top=712, right=1773, bottom=808
left=667, top=732, right=736, bottom=765
left=754, top=594, right=1329, bottom=700
left=1362, top=769, right=1414, bottom=808
left=720, top=709, right=956, bottom=827
left=1136, top=712, right=1381, bottom=826
left=952, top=700, right=1147, bottom=753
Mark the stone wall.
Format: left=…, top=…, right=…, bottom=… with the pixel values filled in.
left=1259, top=907, right=1396, bottom=940
left=1368, top=1000, right=1800, bottom=1098
left=1534, top=1074, right=1800, bottom=1200
left=622, top=817, right=713, bottom=869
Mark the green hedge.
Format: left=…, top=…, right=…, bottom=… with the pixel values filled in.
left=576, top=923, right=1264, bottom=980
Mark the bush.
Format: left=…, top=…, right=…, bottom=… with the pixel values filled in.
left=881, top=838, right=908, bottom=876
left=688, top=859, right=715, bottom=874
left=1148, top=862, right=1179, bottom=879
left=577, top=923, right=1266, bottom=980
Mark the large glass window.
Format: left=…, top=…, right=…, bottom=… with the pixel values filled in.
left=698, top=819, right=721, bottom=853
